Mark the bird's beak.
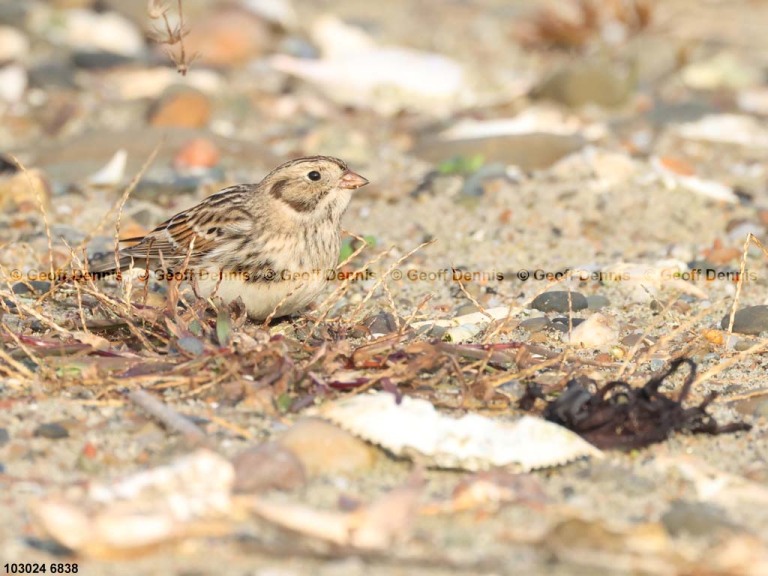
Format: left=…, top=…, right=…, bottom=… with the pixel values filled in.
left=339, top=170, right=369, bottom=190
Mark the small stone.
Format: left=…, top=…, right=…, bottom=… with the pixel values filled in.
left=564, top=313, right=619, bottom=348
left=535, top=59, right=635, bottom=108
left=586, top=294, right=610, bottom=310
left=530, top=291, right=588, bottom=313
left=54, top=9, right=144, bottom=57
left=681, top=52, right=762, bottom=91
left=729, top=394, right=768, bottom=418
left=362, top=310, right=401, bottom=336
left=519, top=317, right=551, bottom=333
left=177, top=336, right=205, bottom=356
left=27, top=60, right=77, bottom=89
left=148, top=88, right=212, bottom=129
left=12, top=281, right=51, bottom=295
left=0, top=25, right=29, bottom=61
left=231, top=442, right=306, bottom=493
left=0, top=169, right=50, bottom=210
left=721, top=305, right=768, bottom=336
left=461, top=163, right=509, bottom=197
left=455, top=303, right=480, bottom=316
left=72, top=51, right=133, bottom=69
left=33, top=422, right=70, bottom=440
left=661, top=500, right=739, bottom=537
left=551, top=317, right=586, bottom=333
left=173, top=138, right=221, bottom=171
left=429, top=325, right=448, bottom=339
left=621, top=333, right=655, bottom=348
left=184, top=7, right=274, bottom=67
left=0, top=63, right=27, bottom=103
left=734, top=339, right=754, bottom=352
left=418, top=132, right=583, bottom=172
left=277, top=417, right=377, bottom=476
left=0, top=428, right=9, bottom=447
left=649, top=358, right=666, bottom=371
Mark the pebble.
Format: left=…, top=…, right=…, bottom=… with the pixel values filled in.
left=277, top=417, right=377, bottom=476
left=0, top=428, right=9, bottom=447
left=729, top=394, right=768, bottom=418
left=661, top=500, right=739, bottom=537
left=734, top=339, right=755, bottom=352
left=563, top=313, right=619, bottom=348
left=649, top=358, right=666, bottom=371
left=0, top=25, right=29, bottom=61
left=12, top=281, right=51, bottom=295
left=519, top=316, right=551, bottom=333
left=534, top=59, right=635, bottom=108
left=721, top=305, right=768, bottom=335
left=530, top=291, right=588, bottom=313
left=461, top=163, right=510, bottom=197
left=177, top=336, right=205, bottom=356
left=148, top=88, right=212, bottom=129
left=27, top=59, right=77, bottom=89
left=184, top=7, right=274, bottom=67
left=726, top=221, right=764, bottom=245
left=231, top=442, right=306, bottom=493
left=361, top=310, right=401, bottom=336
left=0, top=63, right=27, bottom=103
left=586, top=294, right=610, bottom=310
left=33, top=422, right=70, bottom=440
left=621, top=333, right=655, bottom=348
left=52, top=9, right=144, bottom=57
left=550, top=317, right=586, bottom=333
left=71, top=50, right=133, bottom=69
left=173, top=138, right=221, bottom=171
left=418, top=132, right=584, bottom=172
left=0, top=169, right=50, bottom=210
left=681, top=52, right=762, bottom=91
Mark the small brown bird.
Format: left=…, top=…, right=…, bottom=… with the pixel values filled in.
left=91, top=156, right=368, bottom=319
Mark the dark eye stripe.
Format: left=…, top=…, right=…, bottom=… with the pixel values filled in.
left=268, top=178, right=289, bottom=201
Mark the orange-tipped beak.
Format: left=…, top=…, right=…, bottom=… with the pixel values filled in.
left=339, top=170, right=369, bottom=190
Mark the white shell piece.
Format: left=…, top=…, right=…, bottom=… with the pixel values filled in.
left=87, top=149, right=127, bottom=186
left=675, top=114, right=768, bottom=149
left=89, top=449, right=234, bottom=520
left=318, top=393, right=602, bottom=471
left=651, top=156, right=739, bottom=204
left=411, top=306, right=511, bottom=341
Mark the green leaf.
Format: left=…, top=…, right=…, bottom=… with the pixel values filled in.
left=437, top=154, right=486, bottom=175
left=276, top=393, right=293, bottom=413
left=216, top=310, right=232, bottom=347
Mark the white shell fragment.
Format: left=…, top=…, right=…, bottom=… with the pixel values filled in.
left=651, top=156, right=739, bottom=204
left=269, top=15, right=467, bottom=116
left=34, top=450, right=235, bottom=554
left=675, top=114, right=768, bottom=149
left=87, top=149, right=127, bottom=186
left=412, top=306, right=511, bottom=342
left=318, top=393, right=602, bottom=471
left=563, top=312, right=619, bottom=348
left=439, top=108, right=607, bottom=141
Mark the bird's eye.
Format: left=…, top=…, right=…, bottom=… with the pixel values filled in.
left=307, top=170, right=321, bottom=181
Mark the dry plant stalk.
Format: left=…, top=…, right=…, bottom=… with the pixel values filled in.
left=9, top=155, right=54, bottom=287
left=725, top=233, right=767, bottom=335
left=148, top=0, right=199, bottom=75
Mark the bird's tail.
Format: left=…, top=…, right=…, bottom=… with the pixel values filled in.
left=85, top=254, right=139, bottom=279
